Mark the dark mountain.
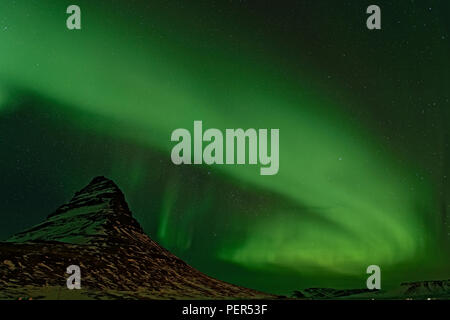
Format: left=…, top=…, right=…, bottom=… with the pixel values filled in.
left=1, top=176, right=448, bottom=300
left=398, top=279, right=450, bottom=299
left=292, top=280, right=450, bottom=299
left=291, top=288, right=381, bottom=299
left=0, top=177, right=273, bottom=300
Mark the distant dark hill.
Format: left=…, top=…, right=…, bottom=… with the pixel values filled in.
left=291, top=288, right=380, bottom=299
left=398, top=279, right=450, bottom=299
left=0, top=177, right=274, bottom=300
left=291, top=279, right=450, bottom=300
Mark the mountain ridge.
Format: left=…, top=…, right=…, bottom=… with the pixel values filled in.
left=8, top=176, right=145, bottom=245
left=1, top=177, right=448, bottom=300
left=0, top=177, right=274, bottom=300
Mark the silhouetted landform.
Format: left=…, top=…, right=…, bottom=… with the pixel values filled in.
left=292, top=288, right=379, bottom=299
left=398, top=279, right=450, bottom=299
left=1, top=177, right=448, bottom=300
left=0, top=177, right=274, bottom=300
left=292, top=279, right=450, bottom=299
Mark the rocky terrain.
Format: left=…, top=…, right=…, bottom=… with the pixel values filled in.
left=1, top=176, right=448, bottom=300
left=0, top=177, right=273, bottom=300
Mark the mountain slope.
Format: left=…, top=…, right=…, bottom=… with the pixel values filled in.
left=0, top=177, right=273, bottom=300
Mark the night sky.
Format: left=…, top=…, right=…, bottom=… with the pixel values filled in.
left=0, top=0, right=448, bottom=294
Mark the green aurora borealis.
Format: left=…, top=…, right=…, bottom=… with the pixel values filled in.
left=0, top=1, right=449, bottom=294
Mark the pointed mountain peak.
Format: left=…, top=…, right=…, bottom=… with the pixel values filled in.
left=73, top=176, right=123, bottom=202
left=48, top=176, right=129, bottom=219
left=91, top=175, right=113, bottom=184
left=2, top=177, right=274, bottom=300
left=78, top=176, right=121, bottom=196
left=8, top=177, right=143, bottom=244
